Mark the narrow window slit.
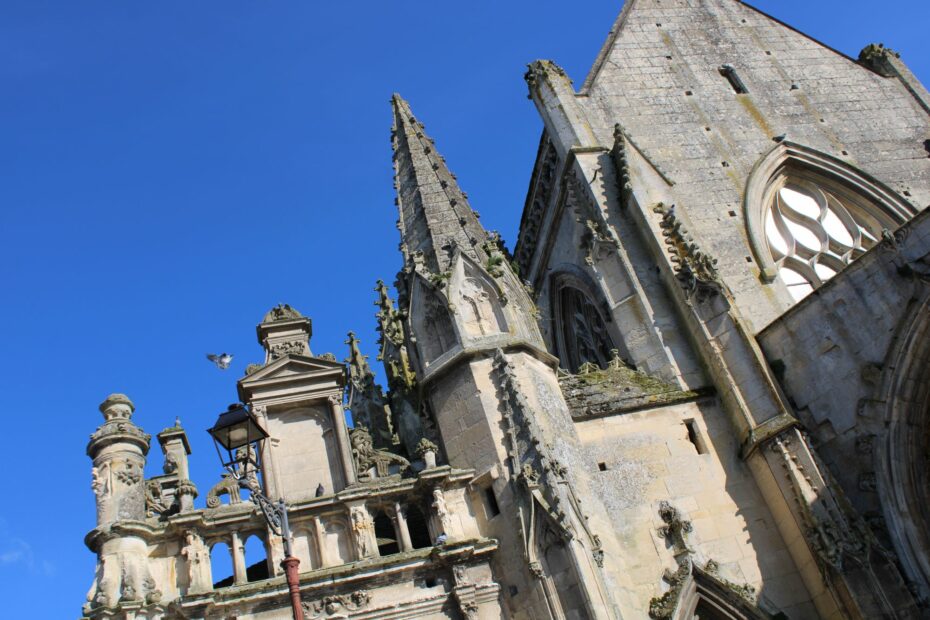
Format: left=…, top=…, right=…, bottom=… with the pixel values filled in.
left=719, top=64, right=748, bottom=94
left=483, top=486, right=500, bottom=517
left=685, top=419, right=708, bottom=455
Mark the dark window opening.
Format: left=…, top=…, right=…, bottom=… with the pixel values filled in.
left=406, top=505, right=433, bottom=549
left=557, top=285, right=621, bottom=372
left=685, top=419, right=708, bottom=455
left=719, top=64, right=749, bottom=94
left=373, top=512, right=399, bottom=556
left=425, top=577, right=438, bottom=588
left=245, top=559, right=269, bottom=583
left=483, top=486, right=500, bottom=518
left=598, top=462, right=608, bottom=471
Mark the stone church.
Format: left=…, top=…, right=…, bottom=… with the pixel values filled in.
left=81, top=1, right=930, bottom=618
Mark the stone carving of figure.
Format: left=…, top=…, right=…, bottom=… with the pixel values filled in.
left=91, top=466, right=109, bottom=497
left=432, top=489, right=454, bottom=533
left=350, top=508, right=375, bottom=559
left=182, top=531, right=211, bottom=593
left=350, top=425, right=409, bottom=480
left=460, top=277, right=499, bottom=337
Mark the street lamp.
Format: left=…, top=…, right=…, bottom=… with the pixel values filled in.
left=208, top=403, right=304, bottom=620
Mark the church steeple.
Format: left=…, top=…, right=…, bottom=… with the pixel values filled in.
left=391, top=93, right=490, bottom=274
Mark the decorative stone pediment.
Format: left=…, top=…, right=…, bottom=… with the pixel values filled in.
left=238, top=355, right=346, bottom=405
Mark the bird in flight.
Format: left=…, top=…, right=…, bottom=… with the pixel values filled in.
left=207, top=353, right=233, bottom=370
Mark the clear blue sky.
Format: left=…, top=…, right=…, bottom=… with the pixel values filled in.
left=1, top=1, right=926, bottom=616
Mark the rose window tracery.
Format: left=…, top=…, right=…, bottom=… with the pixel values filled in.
left=764, top=182, right=883, bottom=302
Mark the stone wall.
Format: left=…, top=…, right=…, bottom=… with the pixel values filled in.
left=575, top=398, right=816, bottom=617
left=576, top=0, right=930, bottom=332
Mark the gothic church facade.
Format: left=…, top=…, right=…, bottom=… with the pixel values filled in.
left=82, top=1, right=930, bottom=618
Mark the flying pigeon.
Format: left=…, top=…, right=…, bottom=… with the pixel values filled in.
left=207, top=353, right=233, bottom=370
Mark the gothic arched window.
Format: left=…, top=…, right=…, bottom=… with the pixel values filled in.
left=556, top=284, right=617, bottom=372
left=744, top=142, right=914, bottom=306
left=764, top=182, right=884, bottom=302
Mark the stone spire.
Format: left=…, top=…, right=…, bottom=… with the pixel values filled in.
left=345, top=331, right=395, bottom=450
left=391, top=93, right=490, bottom=274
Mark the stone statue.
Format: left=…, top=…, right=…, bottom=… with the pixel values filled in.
left=206, top=472, right=241, bottom=508
left=350, top=508, right=376, bottom=559
left=432, top=488, right=454, bottom=533
left=182, top=530, right=211, bottom=594
left=350, top=425, right=410, bottom=479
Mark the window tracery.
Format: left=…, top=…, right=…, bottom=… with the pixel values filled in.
left=764, top=182, right=885, bottom=301
left=557, top=285, right=616, bottom=372
left=743, top=141, right=914, bottom=306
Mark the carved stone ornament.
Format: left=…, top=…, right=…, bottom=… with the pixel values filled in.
left=350, top=508, right=376, bottom=559
left=262, top=303, right=303, bottom=323
left=432, top=488, right=454, bottom=533
left=349, top=425, right=409, bottom=479
left=657, top=500, right=693, bottom=555
left=269, top=340, right=307, bottom=359
left=116, top=462, right=142, bottom=486
left=859, top=42, right=899, bottom=77
left=206, top=472, right=241, bottom=508
left=579, top=217, right=619, bottom=266
left=649, top=556, right=691, bottom=619
left=145, top=479, right=173, bottom=517
left=415, top=437, right=437, bottom=458
left=703, top=559, right=757, bottom=604
left=654, top=203, right=721, bottom=302
left=481, top=230, right=510, bottom=278
left=301, top=590, right=371, bottom=618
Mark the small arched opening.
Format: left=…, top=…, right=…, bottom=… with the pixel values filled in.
left=405, top=504, right=433, bottom=549
left=243, top=534, right=270, bottom=583
left=373, top=511, right=399, bottom=556
left=209, top=540, right=234, bottom=589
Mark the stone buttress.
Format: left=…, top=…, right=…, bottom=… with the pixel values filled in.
left=389, top=93, right=622, bottom=619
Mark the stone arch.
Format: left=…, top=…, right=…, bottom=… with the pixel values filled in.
left=408, top=275, right=457, bottom=369
left=405, top=504, right=433, bottom=549
left=243, top=532, right=269, bottom=583
left=449, top=254, right=508, bottom=339
left=875, top=291, right=930, bottom=601
left=743, top=141, right=914, bottom=299
left=670, top=563, right=772, bottom=620
left=208, top=539, right=233, bottom=588
left=323, top=517, right=352, bottom=566
left=549, top=267, right=627, bottom=372
left=372, top=509, right=399, bottom=556
left=290, top=524, right=320, bottom=571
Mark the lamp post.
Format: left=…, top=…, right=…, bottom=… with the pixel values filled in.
left=208, top=404, right=304, bottom=620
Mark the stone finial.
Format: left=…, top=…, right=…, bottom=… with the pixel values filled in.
left=261, top=303, right=304, bottom=324
left=99, top=394, right=135, bottom=421
left=257, top=304, right=313, bottom=362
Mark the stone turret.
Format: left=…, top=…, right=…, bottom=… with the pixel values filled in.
left=85, top=394, right=160, bottom=612
left=88, top=394, right=151, bottom=525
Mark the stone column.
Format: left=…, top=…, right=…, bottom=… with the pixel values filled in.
left=156, top=422, right=191, bottom=480
left=394, top=502, right=413, bottom=551
left=312, top=516, right=331, bottom=567
left=328, top=395, right=357, bottom=487
left=267, top=532, right=285, bottom=577
left=252, top=404, right=284, bottom=501
left=231, top=531, right=248, bottom=585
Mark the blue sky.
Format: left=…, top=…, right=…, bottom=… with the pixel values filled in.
left=1, top=1, right=927, bottom=615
